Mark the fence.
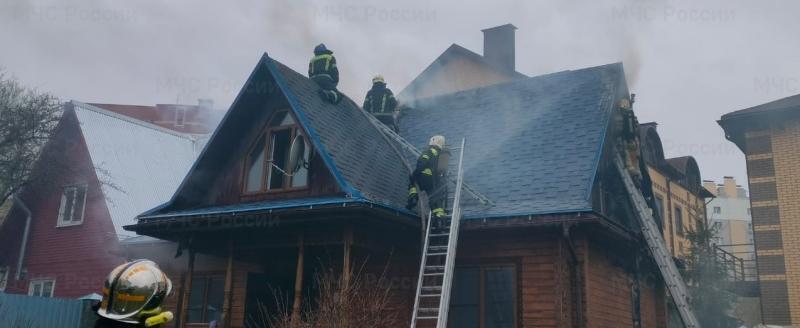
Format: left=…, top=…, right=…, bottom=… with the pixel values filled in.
left=0, top=292, right=96, bottom=328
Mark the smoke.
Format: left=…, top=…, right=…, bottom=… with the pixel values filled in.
left=623, top=37, right=643, bottom=89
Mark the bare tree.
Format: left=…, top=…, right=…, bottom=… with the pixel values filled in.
left=252, top=263, right=400, bottom=328
left=0, top=70, right=62, bottom=204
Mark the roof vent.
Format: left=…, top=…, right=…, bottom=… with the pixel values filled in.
left=482, top=24, right=517, bottom=72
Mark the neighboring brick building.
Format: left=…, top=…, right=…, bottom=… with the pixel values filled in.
left=0, top=101, right=218, bottom=298
left=639, top=123, right=713, bottom=259
left=719, top=94, right=800, bottom=326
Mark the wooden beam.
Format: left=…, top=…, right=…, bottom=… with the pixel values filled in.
left=221, top=239, right=234, bottom=328
left=179, top=249, right=195, bottom=327
left=291, top=234, right=305, bottom=326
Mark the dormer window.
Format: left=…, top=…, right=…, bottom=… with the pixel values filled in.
left=244, top=111, right=310, bottom=193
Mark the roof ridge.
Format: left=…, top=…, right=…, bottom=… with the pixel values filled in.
left=410, top=62, right=624, bottom=104
left=72, top=101, right=198, bottom=141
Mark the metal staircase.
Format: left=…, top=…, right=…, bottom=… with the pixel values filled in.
left=614, top=154, right=701, bottom=328
left=410, top=138, right=467, bottom=328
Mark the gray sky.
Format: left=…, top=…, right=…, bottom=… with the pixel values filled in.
left=2, top=0, right=799, bottom=186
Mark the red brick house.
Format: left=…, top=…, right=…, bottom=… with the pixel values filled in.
left=0, top=101, right=219, bottom=298
left=125, top=48, right=670, bottom=328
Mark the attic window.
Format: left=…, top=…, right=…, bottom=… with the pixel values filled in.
left=244, top=111, right=309, bottom=193
left=57, top=184, right=87, bottom=227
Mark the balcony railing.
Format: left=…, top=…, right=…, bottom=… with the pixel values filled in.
left=713, top=243, right=758, bottom=282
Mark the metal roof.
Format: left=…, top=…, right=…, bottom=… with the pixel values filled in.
left=72, top=101, right=204, bottom=239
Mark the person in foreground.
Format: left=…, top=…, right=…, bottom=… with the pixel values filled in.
left=93, top=259, right=174, bottom=328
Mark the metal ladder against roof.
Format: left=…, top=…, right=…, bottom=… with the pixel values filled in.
left=361, top=111, right=493, bottom=206
left=613, top=154, right=701, bottom=328
left=410, top=138, right=467, bottom=328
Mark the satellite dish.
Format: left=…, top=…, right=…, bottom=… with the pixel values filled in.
left=288, top=134, right=307, bottom=174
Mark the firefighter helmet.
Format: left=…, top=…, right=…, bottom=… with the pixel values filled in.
left=97, top=259, right=172, bottom=324
left=314, top=43, right=330, bottom=54
left=429, top=135, right=445, bottom=149
left=372, top=75, right=385, bottom=84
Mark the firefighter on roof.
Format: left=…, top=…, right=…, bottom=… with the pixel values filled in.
left=363, top=75, right=399, bottom=131
left=308, top=43, right=342, bottom=104
left=407, top=135, right=449, bottom=227
left=94, top=259, right=173, bottom=327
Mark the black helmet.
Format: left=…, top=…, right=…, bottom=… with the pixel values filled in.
left=314, top=43, right=331, bottom=54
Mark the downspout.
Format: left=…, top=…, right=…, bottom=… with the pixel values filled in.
left=562, top=223, right=584, bottom=328
left=665, top=178, right=675, bottom=256
left=13, top=196, right=32, bottom=281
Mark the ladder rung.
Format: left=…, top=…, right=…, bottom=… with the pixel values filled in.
left=427, top=252, right=447, bottom=256
left=416, top=316, right=438, bottom=320
left=428, top=246, right=447, bottom=251
left=425, top=265, right=445, bottom=271
left=422, top=286, right=442, bottom=291
left=418, top=308, right=438, bottom=312
left=429, top=233, right=449, bottom=237
left=423, top=272, right=444, bottom=276
left=419, top=294, right=441, bottom=297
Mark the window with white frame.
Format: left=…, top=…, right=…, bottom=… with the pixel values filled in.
left=29, top=279, right=55, bottom=297
left=175, top=107, right=187, bottom=127
left=713, top=206, right=721, bottom=214
left=57, top=184, right=87, bottom=226
left=0, top=266, right=9, bottom=291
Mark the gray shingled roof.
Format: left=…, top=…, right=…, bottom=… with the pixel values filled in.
left=269, top=59, right=410, bottom=209
left=723, top=93, right=800, bottom=119
left=399, top=63, right=625, bottom=219
left=137, top=53, right=411, bottom=219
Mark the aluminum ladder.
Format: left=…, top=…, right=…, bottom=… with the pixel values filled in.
left=410, top=138, right=467, bottom=328
left=360, top=111, right=492, bottom=206
left=614, top=154, right=701, bottom=328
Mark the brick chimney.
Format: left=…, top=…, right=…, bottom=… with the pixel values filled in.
left=482, top=24, right=517, bottom=72
left=723, top=176, right=737, bottom=198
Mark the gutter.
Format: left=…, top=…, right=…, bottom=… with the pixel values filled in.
left=13, top=196, right=32, bottom=281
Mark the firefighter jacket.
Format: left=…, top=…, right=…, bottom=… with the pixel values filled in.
left=308, top=51, right=339, bottom=84
left=412, top=145, right=443, bottom=191
left=363, top=83, right=398, bottom=115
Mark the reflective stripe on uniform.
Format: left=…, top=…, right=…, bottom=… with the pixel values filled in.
left=408, top=186, right=417, bottom=195
left=422, top=168, right=433, bottom=175
left=421, top=154, right=430, bottom=160
left=430, top=148, right=439, bottom=156
left=381, top=94, right=388, bottom=113
left=432, top=208, right=446, bottom=217
left=310, top=54, right=333, bottom=74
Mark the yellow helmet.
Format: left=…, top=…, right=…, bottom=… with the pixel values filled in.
left=372, top=75, right=385, bottom=84
left=97, top=259, right=172, bottom=324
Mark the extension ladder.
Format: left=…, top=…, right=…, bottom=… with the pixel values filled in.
left=360, top=111, right=492, bottom=206
left=410, top=138, right=467, bottom=328
left=614, top=154, right=701, bottom=328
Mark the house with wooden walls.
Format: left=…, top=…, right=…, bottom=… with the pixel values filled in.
left=0, top=101, right=218, bottom=298
left=124, top=48, right=672, bottom=328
